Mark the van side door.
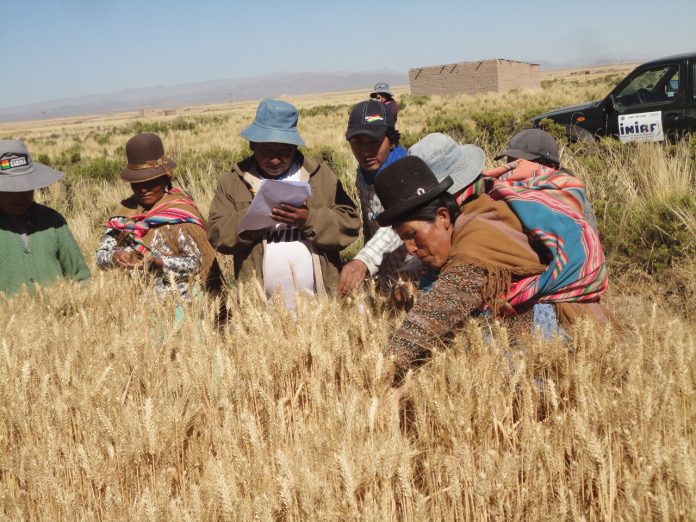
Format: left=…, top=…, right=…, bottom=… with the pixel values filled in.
left=607, top=62, right=686, bottom=142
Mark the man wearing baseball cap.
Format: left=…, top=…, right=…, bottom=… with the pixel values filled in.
left=490, top=128, right=598, bottom=230
left=339, top=99, right=409, bottom=294
left=0, top=140, right=90, bottom=296
left=494, top=128, right=560, bottom=166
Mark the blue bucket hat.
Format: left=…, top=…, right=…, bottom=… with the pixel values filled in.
left=240, top=99, right=305, bottom=147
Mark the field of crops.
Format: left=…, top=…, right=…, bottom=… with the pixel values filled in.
left=1, top=68, right=694, bottom=519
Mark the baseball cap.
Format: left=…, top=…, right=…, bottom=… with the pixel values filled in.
left=346, top=99, right=395, bottom=140
left=495, top=129, right=560, bottom=164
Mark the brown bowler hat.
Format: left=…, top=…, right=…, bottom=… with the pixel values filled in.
left=120, top=133, right=177, bottom=183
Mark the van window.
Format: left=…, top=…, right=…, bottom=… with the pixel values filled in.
left=616, top=65, right=680, bottom=108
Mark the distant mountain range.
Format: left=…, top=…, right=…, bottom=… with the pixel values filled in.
left=0, top=70, right=409, bottom=123
left=1, top=55, right=654, bottom=123
left=536, top=54, right=650, bottom=71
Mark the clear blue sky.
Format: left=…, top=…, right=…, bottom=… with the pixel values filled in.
left=2, top=0, right=695, bottom=108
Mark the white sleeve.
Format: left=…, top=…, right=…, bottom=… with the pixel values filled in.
left=353, top=226, right=403, bottom=276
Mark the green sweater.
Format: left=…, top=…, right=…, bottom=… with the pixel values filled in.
left=0, top=203, right=91, bottom=296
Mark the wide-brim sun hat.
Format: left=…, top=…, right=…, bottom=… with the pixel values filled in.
left=370, top=82, right=394, bottom=98
left=240, top=98, right=305, bottom=147
left=120, top=132, right=177, bottom=183
left=408, top=133, right=484, bottom=195
left=0, top=140, right=63, bottom=192
left=495, top=128, right=560, bottom=164
left=375, top=156, right=453, bottom=227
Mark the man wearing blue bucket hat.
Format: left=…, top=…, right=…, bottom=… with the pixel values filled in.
left=208, top=99, right=360, bottom=307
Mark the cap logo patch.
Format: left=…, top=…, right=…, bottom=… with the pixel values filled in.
left=416, top=188, right=425, bottom=195
left=0, top=155, right=28, bottom=171
left=364, top=114, right=384, bottom=123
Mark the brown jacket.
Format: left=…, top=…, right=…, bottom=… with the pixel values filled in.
left=207, top=153, right=360, bottom=292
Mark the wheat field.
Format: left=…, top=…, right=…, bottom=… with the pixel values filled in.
left=1, top=68, right=695, bottom=520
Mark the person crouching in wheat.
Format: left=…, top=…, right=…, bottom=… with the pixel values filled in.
left=373, top=155, right=613, bottom=387
left=95, top=133, right=222, bottom=301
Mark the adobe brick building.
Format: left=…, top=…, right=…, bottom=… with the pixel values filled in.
left=409, top=59, right=540, bottom=96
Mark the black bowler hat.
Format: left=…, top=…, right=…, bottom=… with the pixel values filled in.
left=375, top=156, right=453, bottom=226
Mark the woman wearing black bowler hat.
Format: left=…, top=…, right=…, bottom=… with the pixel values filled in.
left=374, top=156, right=613, bottom=386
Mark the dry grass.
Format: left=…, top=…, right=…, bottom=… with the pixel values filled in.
left=1, top=67, right=695, bottom=520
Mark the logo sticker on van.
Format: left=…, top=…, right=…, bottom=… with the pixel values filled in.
left=618, top=111, right=664, bottom=143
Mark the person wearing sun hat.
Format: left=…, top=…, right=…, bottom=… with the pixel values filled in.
left=207, top=99, right=360, bottom=308
left=370, top=82, right=399, bottom=120
left=95, top=132, right=222, bottom=300
left=488, top=128, right=599, bottom=231
left=0, top=140, right=90, bottom=296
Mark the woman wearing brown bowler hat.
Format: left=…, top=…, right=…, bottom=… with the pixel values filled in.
left=95, top=133, right=222, bottom=300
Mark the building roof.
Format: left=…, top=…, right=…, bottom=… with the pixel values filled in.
left=409, top=58, right=540, bottom=71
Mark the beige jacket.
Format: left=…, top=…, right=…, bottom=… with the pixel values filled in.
left=207, top=153, right=360, bottom=292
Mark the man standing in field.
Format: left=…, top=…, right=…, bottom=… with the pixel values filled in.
left=208, top=99, right=360, bottom=309
left=338, top=99, right=411, bottom=295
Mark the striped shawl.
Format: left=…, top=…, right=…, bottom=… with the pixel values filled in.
left=456, top=160, right=607, bottom=314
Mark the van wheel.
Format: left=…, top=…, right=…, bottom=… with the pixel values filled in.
left=565, top=125, right=595, bottom=143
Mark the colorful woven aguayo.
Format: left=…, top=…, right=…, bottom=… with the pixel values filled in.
left=456, top=159, right=607, bottom=315
left=105, top=188, right=206, bottom=256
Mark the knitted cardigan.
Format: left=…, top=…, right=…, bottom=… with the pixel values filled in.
left=0, top=203, right=90, bottom=296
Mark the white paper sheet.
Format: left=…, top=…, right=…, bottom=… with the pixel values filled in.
left=239, top=179, right=312, bottom=232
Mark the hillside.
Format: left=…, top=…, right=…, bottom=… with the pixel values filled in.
left=0, top=70, right=408, bottom=123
